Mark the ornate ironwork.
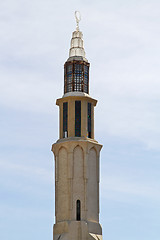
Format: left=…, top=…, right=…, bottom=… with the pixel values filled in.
left=64, top=60, right=90, bottom=94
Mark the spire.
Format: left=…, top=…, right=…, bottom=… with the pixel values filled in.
left=68, top=11, right=87, bottom=62
left=64, top=11, right=90, bottom=95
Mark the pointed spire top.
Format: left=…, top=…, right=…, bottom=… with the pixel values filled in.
left=68, top=11, right=88, bottom=62
left=75, top=11, right=81, bottom=31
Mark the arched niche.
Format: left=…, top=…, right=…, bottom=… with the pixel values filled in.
left=57, top=147, right=69, bottom=221
left=73, top=145, right=84, bottom=179
left=87, top=147, right=98, bottom=222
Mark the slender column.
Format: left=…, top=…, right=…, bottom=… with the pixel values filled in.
left=52, top=12, right=103, bottom=240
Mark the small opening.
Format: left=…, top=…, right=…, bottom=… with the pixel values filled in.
left=88, top=103, right=91, bottom=138
left=76, top=200, right=81, bottom=221
left=63, top=102, right=68, bottom=138
left=75, top=101, right=81, bottom=137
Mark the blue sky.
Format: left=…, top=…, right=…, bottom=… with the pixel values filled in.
left=0, top=0, right=160, bottom=239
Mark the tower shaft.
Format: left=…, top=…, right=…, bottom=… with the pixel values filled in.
left=52, top=13, right=103, bottom=240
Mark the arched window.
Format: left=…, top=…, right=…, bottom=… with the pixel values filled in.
left=76, top=200, right=81, bottom=221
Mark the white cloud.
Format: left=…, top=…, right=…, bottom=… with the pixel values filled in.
left=0, top=158, right=52, bottom=182
left=0, top=70, right=58, bottom=113
left=101, top=174, right=160, bottom=203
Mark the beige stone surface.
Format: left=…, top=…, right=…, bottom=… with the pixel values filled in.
left=56, top=94, right=97, bottom=139
left=52, top=138, right=103, bottom=240
left=52, top=91, right=103, bottom=240
left=87, top=148, right=98, bottom=222
left=89, top=233, right=103, bottom=240
left=53, top=220, right=102, bottom=240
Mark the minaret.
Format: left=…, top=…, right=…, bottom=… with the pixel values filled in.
left=52, top=12, right=103, bottom=240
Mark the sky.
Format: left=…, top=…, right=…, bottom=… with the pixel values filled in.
left=0, top=0, right=160, bottom=239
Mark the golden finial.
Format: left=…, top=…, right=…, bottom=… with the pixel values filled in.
left=75, top=11, right=81, bottom=31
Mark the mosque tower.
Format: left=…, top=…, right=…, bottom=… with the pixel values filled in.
left=51, top=12, right=103, bottom=240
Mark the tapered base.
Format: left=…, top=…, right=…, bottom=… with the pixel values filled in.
left=53, top=220, right=102, bottom=240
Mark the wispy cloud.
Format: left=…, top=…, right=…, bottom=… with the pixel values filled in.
left=101, top=174, right=160, bottom=204
left=0, top=158, right=52, bottom=183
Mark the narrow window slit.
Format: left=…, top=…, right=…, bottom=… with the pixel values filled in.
left=88, top=102, right=91, bottom=138
left=63, top=102, right=68, bottom=138
left=76, top=200, right=81, bottom=221
left=75, top=101, right=81, bottom=137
